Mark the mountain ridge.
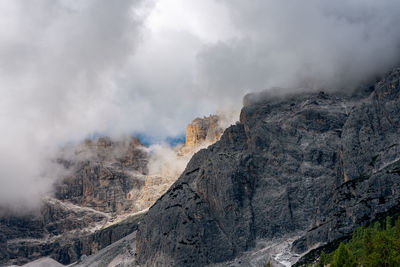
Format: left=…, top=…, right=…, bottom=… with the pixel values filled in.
left=136, top=68, right=400, bottom=266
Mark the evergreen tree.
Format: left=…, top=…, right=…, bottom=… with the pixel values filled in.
left=364, top=229, right=374, bottom=256
left=317, top=251, right=327, bottom=267
left=331, top=242, right=356, bottom=267
left=386, top=216, right=392, bottom=231
left=317, top=215, right=400, bottom=267
left=365, top=231, right=399, bottom=267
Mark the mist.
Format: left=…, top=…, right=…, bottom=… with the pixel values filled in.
left=1, top=0, right=400, bottom=210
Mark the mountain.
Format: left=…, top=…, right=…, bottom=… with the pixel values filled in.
left=8, top=67, right=400, bottom=266
left=0, top=116, right=224, bottom=266
left=136, top=68, right=400, bottom=266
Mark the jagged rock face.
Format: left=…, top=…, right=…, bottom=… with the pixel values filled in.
left=55, top=162, right=144, bottom=214
left=55, top=136, right=148, bottom=214
left=136, top=69, right=400, bottom=266
left=185, top=115, right=223, bottom=147
left=292, top=69, right=400, bottom=253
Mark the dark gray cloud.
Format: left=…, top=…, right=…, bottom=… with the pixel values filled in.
left=1, top=0, right=400, bottom=210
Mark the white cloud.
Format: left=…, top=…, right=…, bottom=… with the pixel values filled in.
left=197, top=0, right=400, bottom=94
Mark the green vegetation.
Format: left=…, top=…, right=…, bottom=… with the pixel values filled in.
left=314, top=216, right=400, bottom=267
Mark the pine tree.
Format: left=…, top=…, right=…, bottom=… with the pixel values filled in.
left=331, top=242, right=356, bottom=267
left=386, top=216, right=392, bottom=231
left=364, top=229, right=373, bottom=256
left=317, top=215, right=400, bottom=267
left=317, top=251, right=327, bottom=267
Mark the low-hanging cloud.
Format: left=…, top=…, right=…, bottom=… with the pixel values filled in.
left=197, top=0, right=400, bottom=96
left=1, top=0, right=400, bottom=210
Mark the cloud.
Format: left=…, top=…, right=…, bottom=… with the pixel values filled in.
left=197, top=0, right=400, bottom=95
left=1, top=0, right=400, bottom=210
left=146, top=143, right=189, bottom=178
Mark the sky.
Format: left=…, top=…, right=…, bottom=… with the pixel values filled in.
left=1, top=0, right=400, bottom=210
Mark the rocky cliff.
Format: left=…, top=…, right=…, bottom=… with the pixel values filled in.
left=136, top=68, right=400, bottom=266
left=185, top=115, right=223, bottom=148
left=55, top=136, right=148, bottom=215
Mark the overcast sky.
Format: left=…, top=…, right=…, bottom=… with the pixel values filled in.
left=1, top=0, right=400, bottom=210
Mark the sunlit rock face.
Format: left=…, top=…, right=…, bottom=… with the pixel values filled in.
left=180, top=115, right=225, bottom=159
left=185, top=115, right=223, bottom=148
left=137, top=68, right=400, bottom=267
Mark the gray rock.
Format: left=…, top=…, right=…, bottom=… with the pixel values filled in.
left=55, top=136, right=148, bottom=214
left=1, top=199, right=145, bottom=266
left=136, top=68, right=400, bottom=266
left=71, top=231, right=139, bottom=267
left=21, top=257, right=64, bottom=267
